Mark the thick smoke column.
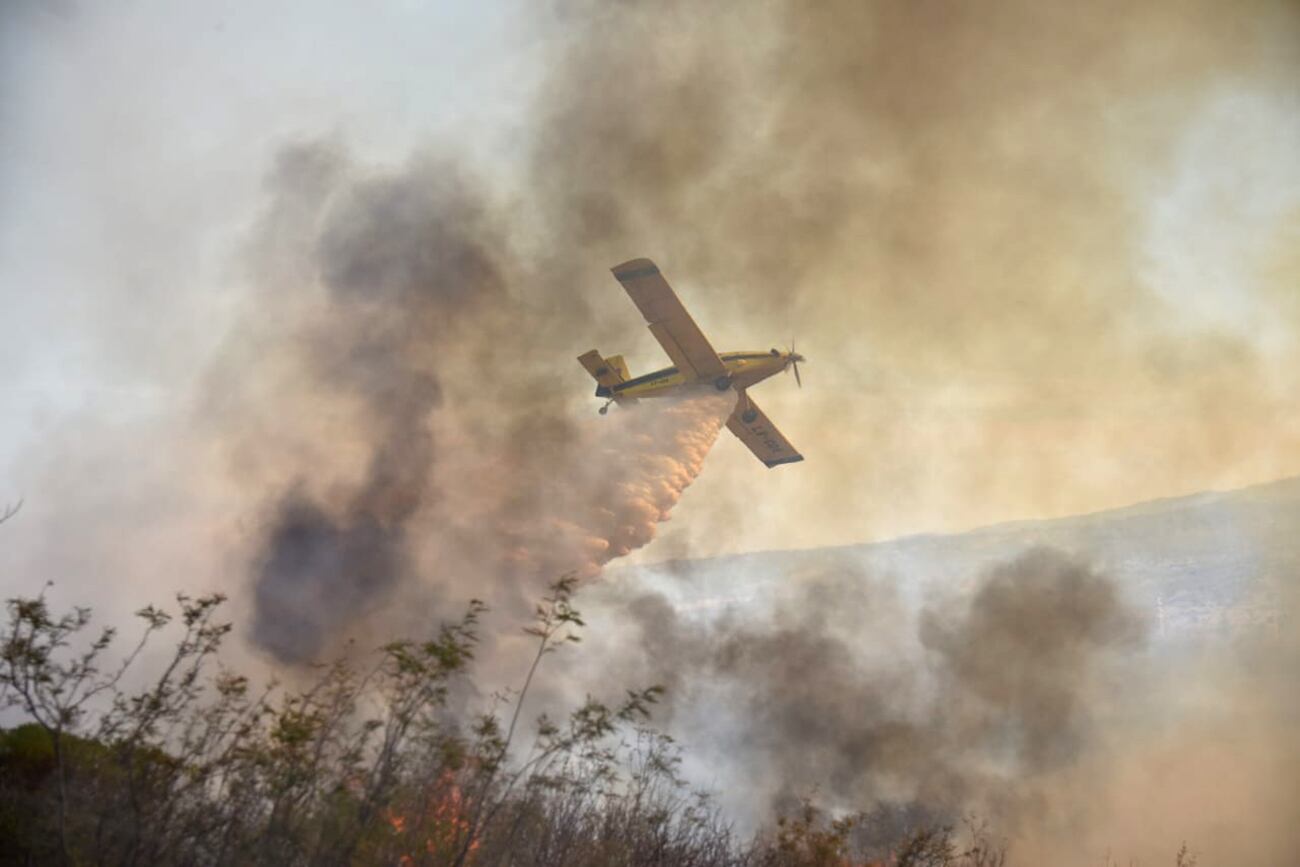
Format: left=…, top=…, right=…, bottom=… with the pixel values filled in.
left=224, top=149, right=493, bottom=661
left=248, top=385, right=732, bottom=663
left=210, top=145, right=738, bottom=661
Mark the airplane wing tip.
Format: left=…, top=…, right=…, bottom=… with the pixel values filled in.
left=763, top=454, right=805, bottom=468
left=611, top=258, right=659, bottom=279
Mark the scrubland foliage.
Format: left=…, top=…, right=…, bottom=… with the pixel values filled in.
left=2, top=575, right=1008, bottom=866
left=0, top=577, right=733, bottom=866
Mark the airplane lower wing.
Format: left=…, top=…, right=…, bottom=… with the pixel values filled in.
left=611, top=258, right=727, bottom=382
left=727, top=395, right=804, bottom=468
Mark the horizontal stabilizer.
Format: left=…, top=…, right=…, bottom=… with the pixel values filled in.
left=604, top=354, right=630, bottom=381
left=578, top=349, right=624, bottom=385
left=578, top=350, right=638, bottom=403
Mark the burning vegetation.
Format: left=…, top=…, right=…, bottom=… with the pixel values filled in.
left=0, top=578, right=679, bottom=865
left=0, top=568, right=1061, bottom=866
left=3, top=556, right=1245, bottom=866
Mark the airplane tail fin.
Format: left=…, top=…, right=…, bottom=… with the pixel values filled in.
left=578, top=350, right=633, bottom=399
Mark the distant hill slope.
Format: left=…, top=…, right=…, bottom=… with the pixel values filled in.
left=611, top=475, right=1300, bottom=642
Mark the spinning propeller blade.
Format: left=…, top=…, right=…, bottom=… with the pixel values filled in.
left=785, top=340, right=804, bottom=388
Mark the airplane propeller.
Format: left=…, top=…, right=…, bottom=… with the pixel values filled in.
left=785, top=341, right=805, bottom=388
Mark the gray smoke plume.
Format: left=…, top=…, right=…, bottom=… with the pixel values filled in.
left=221, top=148, right=501, bottom=661
left=245, top=154, right=472, bottom=659
left=584, top=548, right=1145, bottom=829
left=208, top=146, right=737, bottom=661
left=918, top=548, right=1146, bottom=774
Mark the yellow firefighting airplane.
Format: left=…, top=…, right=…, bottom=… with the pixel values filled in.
left=579, top=258, right=805, bottom=468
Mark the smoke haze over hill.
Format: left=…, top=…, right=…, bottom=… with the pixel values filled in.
left=575, top=478, right=1300, bottom=863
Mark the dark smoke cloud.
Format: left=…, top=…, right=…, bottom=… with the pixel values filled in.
left=589, top=548, right=1145, bottom=828
left=230, top=149, right=502, bottom=661
left=206, top=145, right=736, bottom=662
left=247, top=161, right=462, bottom=658
left=252, top=492, right=414, bottom=662
left=580, top=537, right=1299, bottom=862
left=919, top=548, right=1145, bottom=772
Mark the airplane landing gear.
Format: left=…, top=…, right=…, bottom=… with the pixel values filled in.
left=598, top=400, right=613, bottom=415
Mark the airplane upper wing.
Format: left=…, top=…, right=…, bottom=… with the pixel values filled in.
left=611, top=258, right=727, bottom=381
left=727, top=395, right=804, bottom=468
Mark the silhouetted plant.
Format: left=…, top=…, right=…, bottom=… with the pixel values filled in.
left=0, top=578, right=734, bottom=866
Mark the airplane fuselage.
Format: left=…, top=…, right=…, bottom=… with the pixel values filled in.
left=595, top=350, right=796, bottom=400
left=581, top=256, right=805, bottom=467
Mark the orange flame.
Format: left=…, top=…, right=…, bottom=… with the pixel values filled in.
left=387, top=771, right=481, bottom=865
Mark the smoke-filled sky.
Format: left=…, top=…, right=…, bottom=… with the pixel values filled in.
left=4, top=0, right=1297, bottom=565
left=1, top=0, right=1297, bottom=672
left=2, top=2, right=1298, bottom=861
left=1, top=0, right=1296, bottom=623
left=1, top=0, right=1297, bottom=694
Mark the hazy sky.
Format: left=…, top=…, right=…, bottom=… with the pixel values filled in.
left=2, top=0, right=1298, bottom=606
left=1, top=0, right=534, bottom=433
